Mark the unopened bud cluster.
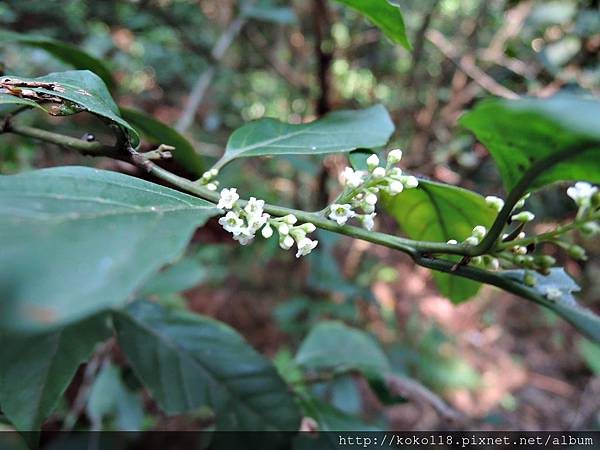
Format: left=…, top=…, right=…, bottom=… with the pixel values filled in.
left=328, top=150, right=418, bottom=230
left=217, top=188, right=318, bottom=257
left=198, top=169, right=220, bottom=191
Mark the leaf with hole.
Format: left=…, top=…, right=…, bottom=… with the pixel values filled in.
left=113, top=300, right=301, bottom=431
left=334, top=0, right=411, bottom=50
left=0, top=166, right=219, bottom=332
left=0, top=30, right=115, bottom=88
left=215, top=105, right=394, bottom=168
left=460, top=95, right=600, bottom=192
left=120, top=107, right=205, bottom=176
left=0, top=316, right=110, bottom=432
left=1, top=70, right=139, bottom=146
left=384, top=179, right=498, bottom=303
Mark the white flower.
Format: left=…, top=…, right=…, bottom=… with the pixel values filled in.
left=218, top=211, right=245, bottom=235
left=217, top=188, right=239, bottom=210
left=280, top=234, right=295, bottom=250
left=447, top=239, right=458, bottom=245
left=372, top=167, right=386, bottom=178
left=388, top=180, right=404, bottom=195
left=248, top=213, right=269, bottom=232
left=511, top=211, right=535, bottom=222
left=472, top=225, right=487, bottom=239
left=387, top=149, right=403, bottom=164
left=485, top=196, right=505, bottom=212
left=342, top=167, right=367, bottom=188
left=261, top=223, right=274, bottom=238
left=366, top=154, right=380, bottom=170
left=244, top=197, right=265, bottom=218
left=365, top=192, right=378, bottom=206
left=545, top=287, right=562, bottom=301
left=567, top=182, right=597, bottom=207
left=295, top=237, right=318, bottom=258
left=328, top=203, right=356, bottom=225
left=233, top=232, right=254, bottom=246
left=358, top=213, right=376, bottom=231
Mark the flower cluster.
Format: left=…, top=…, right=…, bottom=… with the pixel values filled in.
left=328, top=150, right=418, bottom=230
left=198, top=169, right=220, bottom=191
left=567, top=181, right=600, bottom=238
left=217, top=188, right=318, bottom=257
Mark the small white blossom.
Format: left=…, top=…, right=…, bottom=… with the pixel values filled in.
left=358, top=213, right=376, bottom=231
left=485, top=196, right=505, bottom=212
left=472, top=225, right=487, bottom=239
left=366, top=154, right=380, bottom=170
left=387, top=149, right=403, bottom=164
left=342, top=167, right=367, bottom=188
left=218, top=211, right=245, bottom=235
left=261, top=224, right=274, bottom=238
left=545, top=287, right=562, bottom=301
left=217, top=188, right=239, bottom=210
left=511, top=211, right=535, bottom=222
left=233, top=232, right=254, bottom=246
left=280, top=234, right=295, bottom=250
left=244, top=197, right=265, bottom=218
left=295, top=237, right=319, bottom=258
left=388, top=180, right=404, bottom=195
left=372, top=167, right=386, bottom=179
left=248, top=213, right=269, bottom=232
left=567, top=182, right=597, bottom=207
left=329, top=203, right=356, bottom=225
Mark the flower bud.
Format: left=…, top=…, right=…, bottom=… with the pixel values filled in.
left=581, top=222, right=600, bottom=237
left=206, top=182, right=218, bottom=191
left=568, top=245, right=587, bottom=261
left=472, top=225, right=487, bottom=239
left=366, top=154, right=380, bottom=171
left=280, top=234, right=294, bottom=250
left=365, top=193, right=378, bottom=206
left=485, top=196, right=505, bottom=212
left=524, top=272, right=537, bottom=287
left=388, top=180, right=404, bottom=195
left=446, top=239, right=458, bottom=245
left=282, top=214, right=298, bottom=225
left=277, top=223, right=290, bottom=235
left=464, top=236, right=479, bottom=246
left=300, top=223, right=317, bottom=233
left=261, top=224, right=273, bottom=238
left=387, top=149, right=403, bottom=164
left=534, top=255, right=556, bottom=268
left=403, top=176, right=419, bottom=188
left=372, top=167, right=386, bottom=178
left=511, top=211, right=535, bottom=223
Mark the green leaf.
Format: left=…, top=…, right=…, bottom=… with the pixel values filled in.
left=384, top=180, right=497, bottom=303
left=577, top=339, right=600, bottom=376
left=0, top=166, right=219, bottom=332
left=0, top=93, right=49, bottom=113
left=113, top=300, right=301, bottom=430
left=501, top=268, right=600, bottom=344
left=216, top=105, right=394, bottom=168
left=120, top=107, right=205, bottom=176
left=0, top=316, right=109, bottom=431
left=0, top=30, right=115, bottom=88
left=86, top=362, right=144, bottom=430
left=460, top=95, right=600, bottom=192
left=138, top=258, right=207, bottom=297
left=1, top=70, right=139, bottom=146
left=334, top=0, right=411, bottom=50
left=295, top=321, right=390, bottom=379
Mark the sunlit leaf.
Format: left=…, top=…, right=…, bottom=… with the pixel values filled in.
left=460, top=95, right=600, bottom=192
left=334, top=0, right=411, bottom=49
left=384, top=180, right=497, bottom=302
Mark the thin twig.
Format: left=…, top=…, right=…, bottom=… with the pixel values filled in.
left=175, top=16, right=246, bottom=133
